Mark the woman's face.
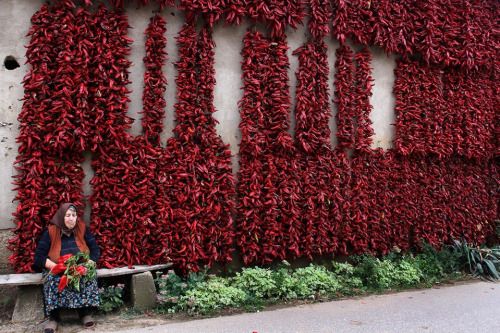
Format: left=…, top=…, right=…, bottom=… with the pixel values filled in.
left=64, top=208, right=77, bottom=229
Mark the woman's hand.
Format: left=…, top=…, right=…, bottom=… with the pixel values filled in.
left=45, top=258, right=56, bottom=270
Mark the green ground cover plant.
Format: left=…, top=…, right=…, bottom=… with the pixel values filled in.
left=99, top=284, right=125, bottom=313
left=154, top=242, right=493, bottom=316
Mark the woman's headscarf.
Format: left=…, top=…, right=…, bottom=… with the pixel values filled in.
left=50, top=203, right=78, bottom=236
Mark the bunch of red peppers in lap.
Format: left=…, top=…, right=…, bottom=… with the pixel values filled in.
left=49, top=253, right=97, bottom=293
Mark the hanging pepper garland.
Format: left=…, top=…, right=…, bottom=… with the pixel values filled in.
left=160, top=20, right=235, bottom=272
left=141, top=14, right=167, bottom=146
left=331, top=0, right=496, bottom=70
left=394, top=58, right=496, bottom=160
left=91, top=135, right=167, bottom=268
left=237, top=31, right=299, bottom=265
left=89, top=7, right=145, bottom=268
left=393, top=58, right=448, bottom=157
left=47, top=0, right=496, bottom=69
left=348, top=150, right=394, bottom=255
left=448, top=68, right=496, bottom=160
left=195, top=25, right=235, bottom=268
left=333, top=44, right=355, bottom=150
left=236, top=31, right=270, bottom=265
left=8, top=1, right=87, bottom=273
left=90, top=10, right=171, bottom=268
left=9, top=0, right=499, bottom=272
left=353, top=47, right=374, bottom=151
left=292, top=40, right=345, bottom=258
left=86, top=4, right=133, bottom=151
left=308, top=0, right=332, bottom=39
left=179, top=0, right=306, bottom=37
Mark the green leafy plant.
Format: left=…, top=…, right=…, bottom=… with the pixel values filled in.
left=178, top=277, right=246, bottom=315
left=232, top=267, right=276, bottom=299
left=394, top=257, right=423, bottom=287
left=353, top=254, right=422, bottom=290
left=290, top=265, right=340, bottom=298
left=99, top=284, right=125, bottom=313
left=270, top=262, right=299, bottom=300
left=453, top=240, right=500, bottom=281
left=152, top=247, right=471, bottom=316
left=331, top=262, right=363, bottom=294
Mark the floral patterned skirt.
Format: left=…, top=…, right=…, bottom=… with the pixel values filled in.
left=42, top=272, right=100, bottom=316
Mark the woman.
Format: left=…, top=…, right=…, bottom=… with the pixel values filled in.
left=33, top=203, right=100, bottom=333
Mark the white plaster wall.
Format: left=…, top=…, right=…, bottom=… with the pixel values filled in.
left=0, top=0, right=396, bottom=231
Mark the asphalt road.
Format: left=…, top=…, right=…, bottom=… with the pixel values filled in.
left=96, top=281, right=499, bottom=333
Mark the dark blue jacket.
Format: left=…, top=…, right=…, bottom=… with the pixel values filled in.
left=33, top=228, right=100, bottom=272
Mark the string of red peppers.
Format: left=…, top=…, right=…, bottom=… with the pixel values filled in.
left=11, top=1, right=499, bottom=273
left=237, top=31, right=299, bottom=265
left=50, top=0, right=496, bottom=69
left=292, top=39, right=346, bottom=258
left=394, top=58, right=496, bottom=160
left=141, top=14, right=167, bottom=146
left=160, top=20, right=235, bottom=272
left=89, top=7, right=150, bottom=268
left=90, top=10, right=171, bottom=268
left=308, top=0, right=332, bottom=40
left=331, top=0, right=497, bottom=70
left=9, top=1, right=87, bottom=272
left=353, top=48, right=374, bottom=151
left=333, top=44, right=355, bottom=150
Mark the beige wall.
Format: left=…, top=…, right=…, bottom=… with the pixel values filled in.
left=0, top=1, right=396, bottom=269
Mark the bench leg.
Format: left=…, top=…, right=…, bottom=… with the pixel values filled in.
left=131, top=271, right=157, bottom=311
left=12, top=285, right=44, bottom=323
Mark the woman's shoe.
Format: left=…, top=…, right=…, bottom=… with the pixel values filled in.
left=43, top=319, right=58, bottom=333
left=81, top=314, right=95, bottom=329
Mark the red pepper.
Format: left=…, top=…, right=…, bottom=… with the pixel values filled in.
left=51, top=263, right=67, bottom=275
left=58, top=275, right=69, bottom=292
left=58, top=254, right=73, bottom=264
left=75, top=265, right=87, bottom=276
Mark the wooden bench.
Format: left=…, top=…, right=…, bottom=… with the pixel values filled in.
left=0, top=263, right=172, bottom=322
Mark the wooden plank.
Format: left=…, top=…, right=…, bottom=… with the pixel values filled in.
left=0, top=263, right=172, bottom=286
left=0, top=273, right=43, bottom=286
left=96, top=264, right=173, bottom=278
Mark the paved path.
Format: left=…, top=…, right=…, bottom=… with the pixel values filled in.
left=97, top=281, right=499, bottom=333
